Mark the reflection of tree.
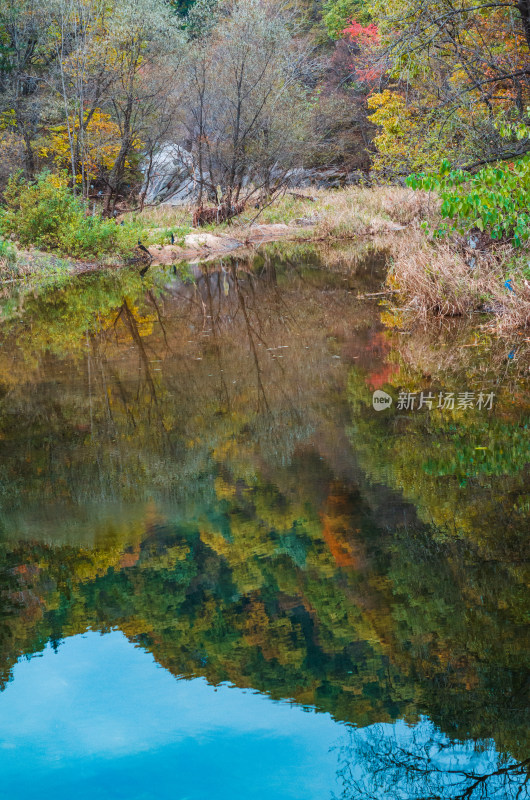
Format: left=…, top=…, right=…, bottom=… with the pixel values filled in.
left=336, top=721, right=530, bottom=800
left=347, top=361, right=530, bottom=562
left=0, top=465, right=528, bottom=778
left=231, top=262, right=270, bottom=412
left=0, top=244, right=382, bottom=547
left=0, top=242, right=527, bottom=783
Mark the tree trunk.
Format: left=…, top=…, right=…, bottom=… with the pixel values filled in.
left=103, top=98, right=133, bottom=216
left=517, top=0, right=530, bottom=51
left=21, top=125, right=36, bottom=179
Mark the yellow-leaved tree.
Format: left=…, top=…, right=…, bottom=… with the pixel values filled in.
left=41, top=110, right=142, bottom=185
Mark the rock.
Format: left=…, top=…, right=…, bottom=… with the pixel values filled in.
left=292, top=216, right=321, bottom=227
left=147, top=223, right=294, bottom=266
left=142, top=144, right=200, bottom=206
left=184, top=233, right=241, bottom=250
left=143, top=143, right=366, bottom=205
left=283, top=166, right=366, bottom=189
left=344, top=171, right=364, bottom=186
left=281, top=168, right=313, bottom=189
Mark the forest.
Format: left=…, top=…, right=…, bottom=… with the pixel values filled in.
left=0, top=0, right=529, bottom=330
left=0, top=4, right=528, bottom=795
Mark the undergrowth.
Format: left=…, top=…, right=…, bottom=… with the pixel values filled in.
left=0, top=171, right=142, bottom=259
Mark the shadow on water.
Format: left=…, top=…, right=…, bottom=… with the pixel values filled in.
left=0, top=240, right=528, bottom=797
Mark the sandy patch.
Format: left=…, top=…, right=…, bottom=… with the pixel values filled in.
left=148, top=223, right=296, bottom=265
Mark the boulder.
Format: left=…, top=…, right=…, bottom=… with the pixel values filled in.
left=184, top=233, right=241, bottom=250
left=143, top=144, right=200, bottom=206
left=280, top=166, right=367, bottom=189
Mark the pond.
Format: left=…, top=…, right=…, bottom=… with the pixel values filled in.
left=0, top=242, right=528, bottom=799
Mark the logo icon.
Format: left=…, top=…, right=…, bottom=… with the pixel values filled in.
left=372, top=390, right=392, bottom=411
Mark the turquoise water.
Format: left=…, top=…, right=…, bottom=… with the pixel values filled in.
left=0, top=245, right=527, bottom=798
left=0, top=632, right=346, bottom=799
left=1, top=631, right=523, bottom=800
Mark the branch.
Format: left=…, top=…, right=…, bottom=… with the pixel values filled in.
left=460, top=147, right=530, bottom=170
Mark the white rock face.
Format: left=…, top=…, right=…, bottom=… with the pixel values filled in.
left=143, top=143, right=368, bottom=206
left=184, top=233, right=241, bottom=250
left=143, top=144, right=200, bottom=206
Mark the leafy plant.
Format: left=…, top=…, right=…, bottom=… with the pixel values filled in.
left=321, top=0, right=371, bottom=38
left=0, top=237, right=16, bottom=270
left=147, top=226, right=190, bottom=247
left=0, top=171, right=141, bottom=258
left=407, top=155, right=530, bottom=247
left=40, top=110, right=141, bottom=186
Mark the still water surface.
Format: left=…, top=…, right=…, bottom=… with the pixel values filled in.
left=0, top=243, right=528, bottom=799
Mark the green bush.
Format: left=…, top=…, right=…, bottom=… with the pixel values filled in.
left=407, top=155, right=530, bottom=247
left=0, top=237, right=16, bottom=269
left=146, top=226, right=190, bottom=247
left=0, top=171, right=140, bottom=258
left=321, top=0, right=371, bottom=38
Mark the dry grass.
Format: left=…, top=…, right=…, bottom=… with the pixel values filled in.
left=251, top=185, right=436, bottom=237
left=387, top=231, right=499, bottom=318
left=132, top=204, right=192, bottom=232
left=388, top=229, right=530, bottom=332
left=132, top=185, right=436, bottom=241
left=0, top=256, right=33, bottom=282
left=313, top=186, right=437, bottom=238
left=131, top=186, right=530, bottom=334
left=492, top=280, right=530, bottom=333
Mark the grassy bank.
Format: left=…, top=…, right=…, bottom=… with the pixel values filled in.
left=136, top=186, right=529, bottom=334
left=388, top=231, right=530, bottom=334
left=136, top=185, right=435, bottom=240
left=1, top=184, right=528, bottom=336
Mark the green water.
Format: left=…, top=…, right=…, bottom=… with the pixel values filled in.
left=0, top=243, right=528, bottom=799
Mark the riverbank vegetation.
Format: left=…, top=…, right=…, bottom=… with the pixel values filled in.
left=0, top=0, right=529, bottom=330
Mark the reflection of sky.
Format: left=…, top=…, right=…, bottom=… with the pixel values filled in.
left=0, top=631, right=519, bottom=800
left=341, top=720, right=522, bottom=800
left=0, top=631, right=349, bottom=800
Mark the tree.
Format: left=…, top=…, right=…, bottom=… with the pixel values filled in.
left=0, top=0, right=53, bottom=178
left=321, top=0, right=371, bottom=39
left=0, top=0, right=184, bottom=207
left=180, top=0, right=312, bottom=213
left=100, top=0, right=185, bottom=215
left=365, top=0, right=530, bottom=174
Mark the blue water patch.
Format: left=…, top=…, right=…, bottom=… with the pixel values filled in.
left=0, top=631, right=348, bottom=800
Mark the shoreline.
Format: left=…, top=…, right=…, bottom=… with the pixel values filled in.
left=2, top=186, right=528, bottom=335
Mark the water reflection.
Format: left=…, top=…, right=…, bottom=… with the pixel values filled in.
left=337, top=720, right=530, bottom=800
left=0, top=242, right=527, bottom=797
left=0, top=631, right=346, bottom=800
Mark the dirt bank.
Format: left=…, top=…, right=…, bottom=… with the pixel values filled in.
left=147, top=223, right=297, bottom=265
